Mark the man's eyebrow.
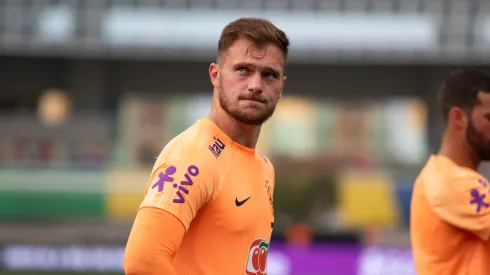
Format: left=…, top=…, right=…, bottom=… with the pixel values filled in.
left=233, top=62, right=282, bottom=74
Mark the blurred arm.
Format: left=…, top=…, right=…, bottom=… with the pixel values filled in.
left=124, top=207, right=185, bottom=275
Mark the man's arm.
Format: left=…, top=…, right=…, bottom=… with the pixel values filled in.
left=124, top=143, right=218, bottom=274
left=426, top=176, right=490, bottom=240
left=124, top=208, right=185, bottom=275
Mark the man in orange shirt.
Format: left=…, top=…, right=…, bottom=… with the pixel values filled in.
left=123, top=18, right=289, bottom=275
left=411, top=68, right=490, bottom=274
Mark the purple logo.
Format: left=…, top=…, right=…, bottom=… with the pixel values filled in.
left=151, top=166, right=177, bottom=192
left=151, top=165, right=200, bottom=204
left=209, top=137, right=226, bottom=159
left=172, top=165, right=200, bottom=203
left=470, top=188, right=489, bottom=213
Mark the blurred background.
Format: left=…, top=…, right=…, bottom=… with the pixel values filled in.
left=0, top=0, right=490, bottom=274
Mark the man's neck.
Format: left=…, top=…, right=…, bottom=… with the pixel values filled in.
left=438, top=132, right=481, bottom=170
left=207, top=110, right=261, bottom=149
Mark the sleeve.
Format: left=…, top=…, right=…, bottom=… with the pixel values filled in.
left=139, top=145, right=217, bottom=231
left=426, top=176, right=490, bottom=240
left=124, top=207, right=185, bottom=275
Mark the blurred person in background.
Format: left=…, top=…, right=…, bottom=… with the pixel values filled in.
left=124, top=17, right=289, bottom=275
left=410, top=68, right=490, bottom=274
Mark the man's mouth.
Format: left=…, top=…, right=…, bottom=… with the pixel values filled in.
left=240, top=97, right=266, bottom=104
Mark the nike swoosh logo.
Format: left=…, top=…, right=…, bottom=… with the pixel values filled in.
left=235, top=196, right=251, bottom=206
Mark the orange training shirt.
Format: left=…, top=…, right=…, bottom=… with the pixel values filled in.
left=410, top=155, right=490, bottom=275
left=140, top=118, right=275, bottom=275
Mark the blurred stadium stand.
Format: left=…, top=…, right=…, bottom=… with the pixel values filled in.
left=0, top=1, right=489, bottom=274
left=0, top=0, right=490, bottom=63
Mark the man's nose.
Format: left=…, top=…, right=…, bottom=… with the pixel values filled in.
left=248, top=73, right=263, bottom=93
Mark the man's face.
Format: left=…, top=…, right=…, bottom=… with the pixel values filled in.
left=466, top=92, right=490, bottom=160
left=210, top=38, right=286, bottom=125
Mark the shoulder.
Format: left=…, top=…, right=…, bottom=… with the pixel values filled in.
left=256, top=149, right=274, bottom=170
left=421, top=159, right=486, bottom=206
left=142, top=120, right=225, bottom=204
left=145, top=120, right=227, bottom=188
left=257, top=149, right=275, bottom=185
left=157, top=119, right=221, bottom=165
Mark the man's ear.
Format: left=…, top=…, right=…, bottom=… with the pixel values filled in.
left=209, top=63, right=219, bottom=87
left=448, top=106, right=468, bottom=131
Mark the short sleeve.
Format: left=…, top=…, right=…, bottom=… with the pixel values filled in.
left=139, top=147, right=216, bottom=231
left=426, top=176, right=490, bottom=240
